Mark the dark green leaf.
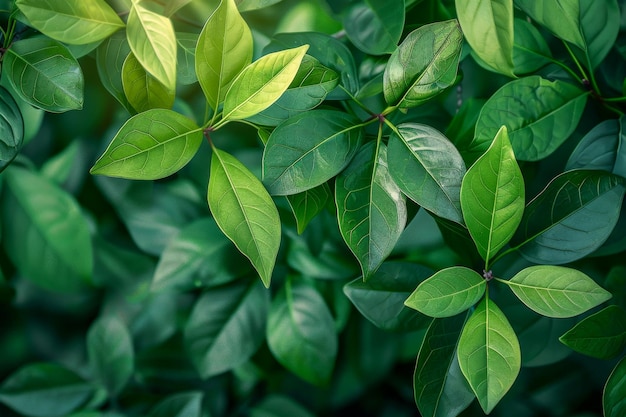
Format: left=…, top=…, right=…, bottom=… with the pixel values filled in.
left=604, top=355, right=626, bottom=417
left=342, top=0, right=405, bottom=55
left=566, top=118, right=626, bottom=178
left=514, top=0, right=585, bottom=49
left=122, top=52, right=174, bottom=112
left=0, top=86, right=24, bottom=172
left=578, top=0, right=620, bottom=69
left=286, top=183, right=331, bottom=234
left=445, top=98, right=486, bottom=166
left=96, top=31, right=133, bottom=112
left=513, top=18, right=552, bottom=74
left=148, top=392, right=202, bottom=417
left=249, top=395, right=315, bottom=417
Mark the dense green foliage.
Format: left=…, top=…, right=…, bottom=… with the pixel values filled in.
left=1, top=0, right=626, bottom=416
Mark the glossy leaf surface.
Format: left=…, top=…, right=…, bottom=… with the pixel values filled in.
left=578, top=0, right=620, bottom=69
left=0, top=86, right=24, bottom=172
left=566, top=118, right=626, bottom=177
left=512, top=19, right=551, bottom=74
left=342, top=0, right=404, bottom=55
left=604, top=356, right=626, bottom=417
left=514, top=0, right=584, bottom=49
left=286, top=183, right=331, bottom=234
left=122, top=52, right=174, bottom=112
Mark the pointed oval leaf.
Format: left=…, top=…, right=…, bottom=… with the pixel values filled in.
left=457, top=297, right=521, bottom=414
left=222, top=45, right=309, bottom=121
left=342, top=0, right=405, bottom=55
left=513, top=18, right=552, bottom=74
left=286, top=183, right=331, bottom=234
left=184, top=280, right=269, bottom=378
left=405, top=266, right=485, bottom=318
left=176, top=32, right=198, bottom=86
left=0, top=86, right=24, bottom=172
left=388, top=123, right=466, bottom=223
left=336, top=142, right=407, bottom=279
left=15, top=0, right=124, bottom=45
left=604, top=355, right=626, bottom=417
left=511, top=170, right=625, bottom=264
left=455, top=0, right=514, bottom=76
left=208, top=147, right=281, bottom=287
left=122, top=52, right=174, bottom=112
left=503, top=265, right=612, bottom=318
left=262, top=110, right=363, bottom=195
left=196, top=0, right=252, bottom=110
left=514, top=0, right=585, bottom=49
left=460, top=126, right=525, bottom=262
left=383, top=20, right=462, bottom=108
left=566, top=118, right=626, bottom=177
left=96, top=31, right=133, bottom=112
left=90, top=109, right=203, bottom=180
left=3, top=38, right=83, bottom=112
left=578, top=0, right=620, bottom=68
left=559, top=305, right=626, bottom=359
left=473, top=76, right=588, bottom=161
left=148, top=392, right=203, bottom=417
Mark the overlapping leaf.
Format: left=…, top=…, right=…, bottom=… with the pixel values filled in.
left=512, top=19, right=552, bottom=74
left=577, top=0, right=620, bottom=69
left=342, top=0, right=405, bottom=55
left=286, top=183, right=331, bottom=234
left=0, top=87, right=24, bottom=172
left=96, top=31, right=133, bottom=111
left=122, top=53, right=174, bottom=112
left=176, top=33, right=199, bottom=85
left=566, top=118, right=626, bottom=177
left=514, top=0, right=584, bottom=49
left=604, top=356, right=626, bottom=417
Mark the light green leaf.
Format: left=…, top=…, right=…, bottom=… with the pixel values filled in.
left=90, top=109, right=203, bottom=180
left=604, top=356, right=626, bottom=417
left=405, top=267, right=485, bottom=318
left=383, top=20, right=462, bottom=108
left=472, top=76, right=588, bottom=161
left=512, top=18, right=552, bottom=74
left=122, top=52, right=174, bottom=112
left=196, top=0, right=252, bottom=110
left=342, top=0, right=405, bottom=55
left=388, top=123, right=466, bottom=224
left=176, top=32, right=198, bottom=85
left=577, top=0, right=620, bottom=68
left=457, top=297, right=521, bottom=414
left=559, top=305, right=626, bottom=359
left=96, top=31, right=133, bottom=112
left=286, top=183, right=331, bottom=234
left=455, top=0, right=515, bottom=76
left=208, top=147, right=281, bottom=287
left=222, top=45, right=309, bottom=121
left=164, top=0, right=193, bottom=16
left=3, top=38, right=83, bottom=112
left=514, top=0, right=585, bottom=49
left=262, top=110, right=362, bottom=195
left=127, top=2, right=177, bottom=90
left=0, top=86, right=24, bottom=172
left=148, top=392, right=203, bottom=417
left=184, top=280, right=269, bottom=378
left=460, top=126, right=525, bottom=263
left=336, top=142, right=407, bottom=279
left=502, top=265, right=612, bottom=318
left=15, top=0, right=124, bottom=45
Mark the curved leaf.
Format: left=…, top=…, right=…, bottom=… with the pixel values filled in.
left=148, top=392, right=203, bottom=417
left=176, top=32, right=198, bottom=86
left=405, top=267, right=485, bottom=318
left=122, top=52, right=174, bottom=112
left=566, top=118, right=626, bottom=177
left=513, top=18, right=552, bottom=74
left=343, top=0, right=405, bottom=55
left=0, top=86, right=24, bottom=172
left=514, top=0, right=584, bottom=49
left=383, top=20, right=462, bottom=108
left=208, top=147, right=281, bottom=287
left=262, top=110, right=362, bottom=195
left=286, top=183, right=331, bottom=234
left=96, top=31, right=133, bottom=111
left=604, top=355, right=626, bottom=417
left=457, top=297, right=521, bottom=414
left=460, top=126, right=525, bottom=263
left=502, top=265, right=612, bottom=318
left=388, top=123, right=466, bottom=223
left=578, top=0, right=620, bottom=69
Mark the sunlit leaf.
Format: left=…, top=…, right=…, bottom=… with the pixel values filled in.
left=122, top=52, right=174, bottom=112
left=604, top=355, right=626, bottom=417
left=514, top=0, right=584, bottom=49
left=0, top=86, right=24, bottom=172
left=342, top=0, right=404, bottom=55
left=236, top=0, right=283, bottom=11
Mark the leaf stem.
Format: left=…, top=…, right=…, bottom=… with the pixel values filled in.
left=562, top=41, right=589, bottom=83
left=339, top=85, right=377, bottom=118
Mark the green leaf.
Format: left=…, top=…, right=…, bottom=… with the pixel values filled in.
left=502, top=265, right=612, bottom=318
left=604, top=355, right=626, bottom=417
left=87, top=317, right=134, bottom=396
left=511, top=170, right=625, bottom=264
left=457, top=297, right=521, bottom=414
left=343, top=261, right=433, bottom=331
left=208, top=147, right=281, bottom=287
left=383, top=20, right=462, bottom=108
left=514, top=0, right=585, bottom=49
left=460, top=126, right=525, bottom=263
left=445, top=98, right=486, bottom=166
left=122, top=52, right=174, bottom=112
left=559, top=305, right=626, bottom=359
left=414, top=314, right=474, bottom=417
left=164, top=0, right=193, bottom=16
left=96, top=31, right=133, bottom=112
left=148, top=392, right=203, bottom=417
left=0, top=86, right=24, bottom=172
left=455, top=0, right=515, bottom=76
left=577, top=0, right=620, bottom=69
left=342, top=0, right=405, bottom=55
left=236, top=0, right=283, bottom=11
left=388, top=123, right=466, bottom=224
left=512, top=18, right=552, bottom=74
left=566, top=118, right=626, bottom=178
left=0, top=363, right=95, bottom=417
left=176, top=32, right=198, bottom=86
left=184, top=280, right=269, bottom=378
left=250, top=395, right=315, bottom=417
left=267, top=277, right=338, bottom=385
left=336, top=142, right=407, bottom=279
left=90, top=109, right=203, bottom=180
left=3, top=38, right=83, bottom=112
left=405, top=267, right=485, bottom=318
left=1, top=166, right=93, bottom=293
left=472, top=76, right=588, bottom=161
left=286, top=183, right=331, bottom=234
left=222, top=45, right=309, bottom=121
left=262, top=110, right=363, bottom=195
left=127, top=2, right=177, bottom=90
left=196, top=0, right=252, bottom=110
left=15, top=0, right=124, bottom=45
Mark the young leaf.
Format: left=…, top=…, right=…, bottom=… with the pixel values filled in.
left=3, top=38, right=83, bottom=112
left=511, top=170, right=625, bottom=264
left=127, top=2, right=177, bottom=90
left=388, top=123, right=466, bottom=224
left=336, top=142, right=407, bottom=279
left=604, top=356, right=626, bottom=417
left=286, top=183, right=331, bottom=234
left=96, top=31, right=133, bottom=112
left=0, top=86, right=24, bottom=172
left=502, top=265, right=612, bottom=318
left=176, top=32, right=199, bottom=86
left=405, top=267, right=485, bottom=318
left=122, top=52, right=174, bottom=112
left=208, top=147, right=281, bottom=287
left=512, top=18, right=552, bottom=74
left=148, top=392, right=203, bottom=417
left=196, top=0, right=253, bottom=110
left=342, top=0, right=405, bottom=55
left=15, top=0, right=124, bottom=45
left=184, top=280, right=269, bottom=378
left=559, top=305, right=626, bottom=359
left=222, top=45, right=309, bottom=121
left=514, top=0, right=585, bottom=49
left=460, top=126, right=525, bottom=263
left=455, top=0, right=515, bottom=77
left=262, top=110, right=363, bottom=195
left=457, top=297, right=521, bottom=414
left=267, top=277, right=338, bottom=385
left=90, top=109, right=203, bottom=180
left=383, top=20, right=462, bottom=108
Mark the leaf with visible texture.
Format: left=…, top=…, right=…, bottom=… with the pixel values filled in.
left=96, top=31, right=133, bottom=111
left=0, top=86, right=24, bottom=172
left=560, top=305, right=626, bottom=359
left=343, top=0, right=405, bottom=55
left=566, top=118, right=626, bottom=178
left=176, top=33, right=198, bottom=85
left=604, top=356, right=626, bottom=417
left=148, top=392, right=203, bottom=417
left=514, top=0, right=584, bottom=49
left=122, top=52, right=174, bottom=112
left=287, top=183, right=331, bottom=234
left=90, top=109, right=203, bottom=180
left=208, top=147, right=281, bottom=287
left=457, top=297, right=521, bottom=414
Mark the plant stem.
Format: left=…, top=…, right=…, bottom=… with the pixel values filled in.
left=562, top=41, right=590, bottom=84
